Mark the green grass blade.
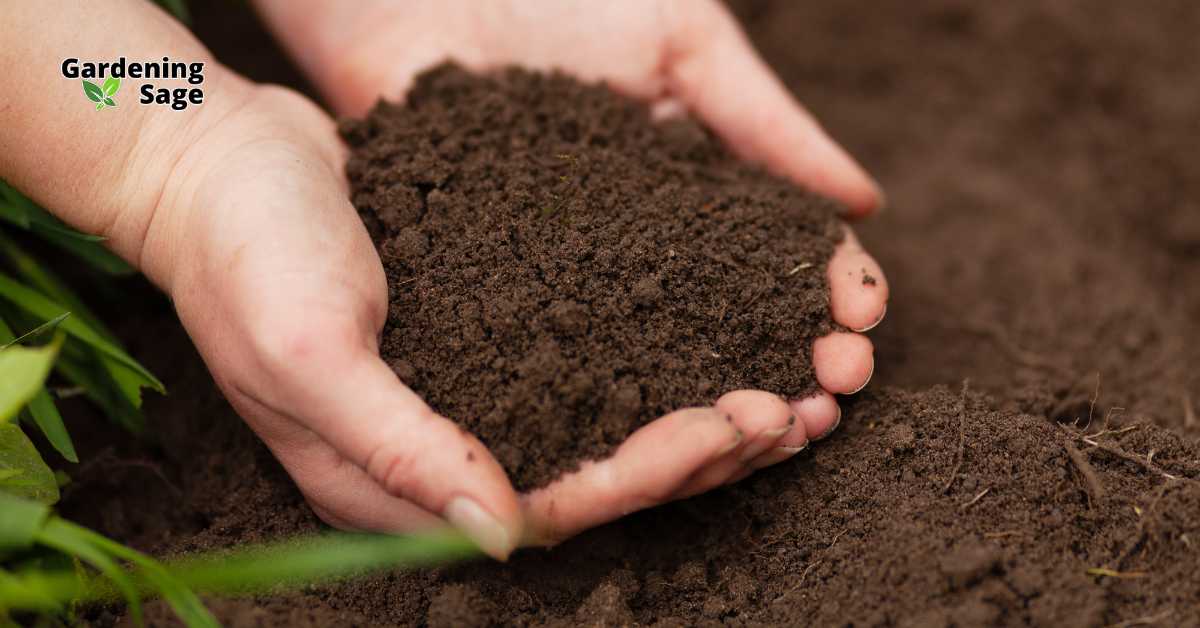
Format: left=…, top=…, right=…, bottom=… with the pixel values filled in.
left=0, top=424, right=59, bottom=505
left=35, top=519, right=143, bottom=626
left=0, top=275, right=163, bottom=394
left=53, top=349, right=145, bottom=433
left=169, top=528, right=481, bottom=594
left=0, top=493, right=50, bottom=553
left=0, top=181, right=133, bottom=275
left=64, top=524, right=217, bottom=628
left=26, top=390, right=77, bottom=464
left=27, top=226, right=133, bottom=275
left=0, top=317, right=76, bottom=462
left=0, top=333, right=62, bottom=422
left=0, top=232, right=118, bottom=342
left=0, top=569, right=77, bottom=614
left=0, top=312, right=69, bottom=351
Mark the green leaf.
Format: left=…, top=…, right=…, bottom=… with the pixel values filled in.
left=0, top=275, right=163, bottom=394
left=0, top=425, right=58, bottom=505
left=0, top=569, right=74, bottom=614
left=54, top=350, right=145, bottom=432
left=26, top=390, right=76, bottom=464
left=81, top=80, right=104, bottom=104
left=36, top=519, right=143, bottom=626
left=153, top=0, right=191, bottom=23
left=0, top=233, right=118, bottom=341
left=27, top=226, right=133, bottom=275
left=0, top=492, right=50, bottom=553
left=0, top=333, right=61, bottom=422
left=0, top=312, right=70, bottom=351
left=102, top=77, right=120, bottom=97
left=68, top=524, right=217, bottom=628
left=103, top=98, right=116, bottom=107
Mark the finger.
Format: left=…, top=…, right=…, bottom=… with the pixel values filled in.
left=232, top=393, right=443, bottom=532
left=788, top=390, right=842, bottom=442
left=663, top=0, right=883, bottom=216
left=743, top=389, right=836, bottom=470
left=829, top=227, right=889, bottom=332
left=249, top=329, right=523, bottom=560
left=813, top=332, right=875, bottom=394
left=714, top=390, right=795, bottom=461
left=522, top=407, right=740, bottom=546
left=669, top=391, right=793, bottom=497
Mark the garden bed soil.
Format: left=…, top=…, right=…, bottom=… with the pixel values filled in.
left=342, top=66, right=839, bottom=490
left=58, top=0, right=1200, bottom=626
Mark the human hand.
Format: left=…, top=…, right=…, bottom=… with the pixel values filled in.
left=254, top=0, right=888, bottom=545
left=144, top=85, right=524, bottom=558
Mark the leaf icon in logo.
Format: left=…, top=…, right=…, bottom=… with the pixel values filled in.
left=82, top=80, right=104, bottom=104
left=102, top=76, right=121, bottom=97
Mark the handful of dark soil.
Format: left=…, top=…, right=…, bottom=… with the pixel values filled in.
left=341, top=66, right=841, bottom=490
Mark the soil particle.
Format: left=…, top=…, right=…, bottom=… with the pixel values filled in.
left=341, top=66, right=841, bottom=490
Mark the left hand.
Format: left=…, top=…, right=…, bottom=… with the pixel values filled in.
left=256, top=0, right=889, bottom=545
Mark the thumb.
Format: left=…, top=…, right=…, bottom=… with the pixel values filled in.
left=663, top=0, right=883, bottom=216
left=257, top=329, right=523, bottom=560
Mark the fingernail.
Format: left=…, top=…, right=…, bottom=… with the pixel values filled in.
left=739, top=426, right=792, bottom=462
left=717, top=429, right=744, bottom=456
left=815, top=405, right=843, bottom=441
left=847, top=359, right=875, bottom=395
left=444, top=497, right=513, bottom=561
left=852, top=303, right=887, bottom=333
left=778, top=444, right=808, bottom=455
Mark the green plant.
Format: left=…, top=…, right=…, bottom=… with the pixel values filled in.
left=0, top=176, right=480, bottom=627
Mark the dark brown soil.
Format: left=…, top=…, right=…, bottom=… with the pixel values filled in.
left=341, top=66, right=840, bottom=490
left=54, top=0, right=1200, bottom=626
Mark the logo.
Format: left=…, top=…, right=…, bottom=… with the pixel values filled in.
left=62, top=57, right=205, bottom=112
left=81, top=77, right=120, bottom=110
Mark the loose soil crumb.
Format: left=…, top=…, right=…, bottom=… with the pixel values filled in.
left=340, top=66, right=841, bottom=490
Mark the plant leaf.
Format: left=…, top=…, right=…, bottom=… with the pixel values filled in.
left=26, top=390, right=77, bottom=464
left=36, top=519, right=143, bottom=626
left=153, top=0, right=191, bottom=23
left=28, top=225, right=133, bottom=275
left=0, top=492, right=50, bottom=553
left=0, top=312, right=69, bottom=351
left=0, top=233, right=118, bottom=341
left=0, top=275, right=163, bottom=394
left=103, top=98, right=116, bottom=107
left=69, top=524, right=217, bottom=628
left=53, top=349, right=144, bottom=433
left=102, top=77, right=120, bottom=97
left=0, top=424, right=58, bottom=505
left=0, top=333, right=61, bottom=422
left=81, top=80, right=104, bottom=104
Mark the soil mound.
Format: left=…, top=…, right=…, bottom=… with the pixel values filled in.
left=341, top=66, right=840, bottom=490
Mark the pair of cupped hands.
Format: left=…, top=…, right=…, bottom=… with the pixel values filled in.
left=157, top=0, right=888, bottom=559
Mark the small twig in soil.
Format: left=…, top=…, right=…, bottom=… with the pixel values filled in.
left=961, top=487, right=990, bottom=510
left=1083, top=373, right=1101, bottom=430
left=1085, top=567, right=1147, bottom=579
left=1184, top=393, right=1196, bottom=428
left=942, top=380, right=971, bottom=494
left=1078, top=435, right=1184, bottom=482
left=1085, top=420, right=1137, bottom=441
left=1104, top=610, right=1174, bottom=628
left=983, top=530, right=1022, bottom=539
left=1064, top=441, right=1106, bottom=502
left=786, top=262, right=813, bottom=276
